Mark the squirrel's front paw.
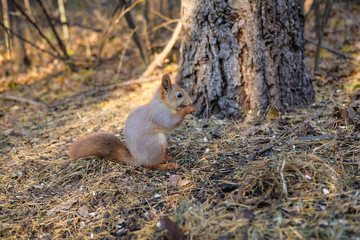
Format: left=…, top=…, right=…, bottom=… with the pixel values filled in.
left=184, top=106, right=196, bottom=114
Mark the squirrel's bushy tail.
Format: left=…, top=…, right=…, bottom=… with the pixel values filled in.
left=68, top=133, right=133, bottom=164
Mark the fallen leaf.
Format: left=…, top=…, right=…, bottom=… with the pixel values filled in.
left=334, top=106, right=357, bottom=123
left=168, top=175, right=191, bottom=187
left=178, top=179, right=191, bottom=187
left=266, top=108, right=280, bottom=122
left=78, top=205, right=89, bottom=218
left=47, top=198, right=77, bottom=216
left=168, top=175, right=182, bottom=187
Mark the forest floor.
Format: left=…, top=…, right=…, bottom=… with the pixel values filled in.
left=1, top=3, right=360, bottom=240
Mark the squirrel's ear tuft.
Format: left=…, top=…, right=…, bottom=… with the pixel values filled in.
left=161, top=74, right=172, bottom=92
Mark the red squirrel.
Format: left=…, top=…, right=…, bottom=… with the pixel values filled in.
left=68, top=74, right=196, bottom=170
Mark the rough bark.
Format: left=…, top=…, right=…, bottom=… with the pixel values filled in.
left=177, top=0, right=315, bottom=119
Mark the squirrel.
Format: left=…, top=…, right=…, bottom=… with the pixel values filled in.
left=68, top=74, right=196, bottom=170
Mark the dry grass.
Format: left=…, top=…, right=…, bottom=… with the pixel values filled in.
left=1, top=1, right=360, bottom=239
left=1, top=76, right=359, bottom=239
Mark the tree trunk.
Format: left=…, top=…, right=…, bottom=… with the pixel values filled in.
left=177, top=0, right=315, bottom=119
left=57, top=0, right=70, bottom=49
left=2, top=0, right=12, bottom=55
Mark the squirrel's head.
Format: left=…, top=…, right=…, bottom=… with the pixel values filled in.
left=160, top=74, right=193, bottom=111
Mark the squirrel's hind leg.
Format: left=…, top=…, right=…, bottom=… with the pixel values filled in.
left=143, top=140, right=179, bottom=170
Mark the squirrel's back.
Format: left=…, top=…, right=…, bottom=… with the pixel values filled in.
left=68, top=133, right=133, bottom=164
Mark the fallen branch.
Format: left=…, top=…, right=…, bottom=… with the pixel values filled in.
left=94, top=0, right=144, bottom=70
left=116, top=29, right=137, bottom=76
left=298, top=134, right=335, bottom=141
left=0, top=94, right=48, bottom=109
left=148, top=19, right=179, bottom=34
left=247, top=144, right=274, bottom=161
left=315, top=100, right=331, bottom=118
left=140, top=21, right=182, bottom=79
left=305, top=37, right=355, bottom=60
left=342, top=149, right=360, bottom=157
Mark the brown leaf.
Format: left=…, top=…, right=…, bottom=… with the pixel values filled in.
left=168, top=175, right=182, bottom=187
left=334, top=106, right=357, bottom=123
left=265, top=108, right=280, bottom=122
left=78, top=206, right=89, bottom=218
left=178, top=179, right=191, bottom=187
left=168, top=175, right=191, bottom=187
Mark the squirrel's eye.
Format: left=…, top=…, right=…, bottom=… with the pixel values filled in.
left=176, top=92, right=183, bottom=99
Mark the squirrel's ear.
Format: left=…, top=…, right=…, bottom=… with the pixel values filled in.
left=161, top=74, right=172, bottom=92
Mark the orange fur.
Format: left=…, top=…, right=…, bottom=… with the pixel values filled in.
left=68, top=74, right=195, bottom=170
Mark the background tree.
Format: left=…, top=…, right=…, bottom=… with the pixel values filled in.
left=1, top=0, right=30, bottom=68
left=177, top=0, right=316, bottom=120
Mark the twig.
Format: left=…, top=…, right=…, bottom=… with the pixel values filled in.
left=128, top=190, right=181, bottom=211
left=247, top=144, right=274, bottom=161
left=10, top=0, right=63, bottom=60
left=140, top=21, right=182, bottom=78
left=0, top=94, right=48, bottom=109
left=304, top=122, right=318, bottom=135
left=298, top=134, right=335, bottom=141
left=52, top=20, right=102, bottom=32
left=116, top=29, right=137, bottom=76
left=150, top=9, right=174, bottom=31
left=120, top=0, right=150, bottom=66
left=148, top=19, right=179, bottom=34
left=314, top=0, right=333, bottom=71
left=128, top=194, right=163, bottom=211
left=151, top=9, right=171, bottom=21
left=315, top=100, right=330, bottom=118
left=305, top=37, right=355, bottom=60
left=36, top=0, right=75, bottom=71
left=94, top=0, right=144, bottom=70
left=279, top=159, right=288, bottom=198
left=0, top=21, right=60, bottom=59
left=93, top=3, right=122, bottom=71
left=92, top=0, right=143, bottom=87
left=338, top=7, right=360, bottom=27
left=342, top=149, right=360, bottom=157
left=36, top=0, right=67, bottom=55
